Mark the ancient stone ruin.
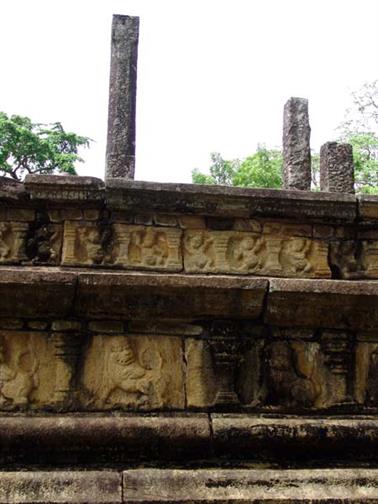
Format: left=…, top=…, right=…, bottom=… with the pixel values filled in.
left=1, top=13, right=378, bottom=504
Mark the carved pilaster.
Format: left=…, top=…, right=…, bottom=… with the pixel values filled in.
left=208, top=336, right=243, bottom=406
left=321, top=332, right=354, bottom=404
left=51, top=333, right=81, bottom=405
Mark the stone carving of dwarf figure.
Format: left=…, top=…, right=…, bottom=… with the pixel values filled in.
left=129, top=228, right=168, bottom=267
left=0, top=339, right=38, bottom=406
left=84, top=228, right=104, bottom=265
left=265, top=341, right=321, bottom=408
left=185, top=233, right=215, bottom=270
left=228, top=236, right=264, bottom=272
left=0, top=223, right=10, bottom=261
left=96, top=337, right=153, bottom=407
left=281, top=238, right=312, bottom=274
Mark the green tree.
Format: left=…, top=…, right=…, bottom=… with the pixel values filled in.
left=0, top=112, right=90, bottom=181
left=192, top=146, right=282, bottom=189
left=338, top=80, right=378, bottom=194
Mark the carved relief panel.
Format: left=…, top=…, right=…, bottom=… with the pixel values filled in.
left=26, top=213, right=62, bottom=264
left=0, top=222, right=28, bottom=264
left=62, top=221, right=105, bottom=265
left=0, top=331, right=56, bottom=409
left=183, top=230, right=330, bottom=278
left=355, top=335, right=378, bottom=407
left=111, top=224, right=182, bottom=271
left=80, top=334, right=185, bottom=410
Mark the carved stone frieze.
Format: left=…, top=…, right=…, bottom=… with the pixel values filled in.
left=80, top=334, right=184, bottom=409
left=183, top=230, right=330, bottom=278
left=111, top=224, right=182, bottom=271
left=0, top=222, right=28, bottom=264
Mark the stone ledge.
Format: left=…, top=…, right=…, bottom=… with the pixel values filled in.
left=0, top=470, right=121, bottom=503
left=76, top=271, right=268, bottom=319
left=212, top=415, right=378, bottom=462
left=266, top=278, right=378, bottom=329
left=106, top=178, right=357, bottom=222
left=3, top=268, right=378, bottom=327
left=24, top=174, right=105, bottom=202
left=122, top=468, right=378, bottom=502
left=0, top=268, right=77, bottom=318
left=0, top=414, right=210, bottom=464
left=1, top=414, right=378, bottom=465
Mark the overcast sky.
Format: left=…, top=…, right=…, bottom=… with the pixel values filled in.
left=1, top=0, right=378, bottom=182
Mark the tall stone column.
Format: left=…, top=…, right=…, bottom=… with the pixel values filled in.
left=106, top=15, right=139, bottom=180
left=320, top=142, right=355, bottom=194
left=282, top=97, right=311, bottom=191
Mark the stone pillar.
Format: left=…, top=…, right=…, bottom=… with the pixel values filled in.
left=106, top=15, right=139, bottom=180
left=282, top=97, right=311, bottom=190
left=320, top=142, right=355, bottom=194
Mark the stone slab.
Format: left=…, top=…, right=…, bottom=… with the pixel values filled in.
left=0, top=414, right=210, bottom=464
left=266, top=278, right=378, bottom=330
left=106, top=178, right=357, bottom=222
left=359, top=194, right=378, bottom=221
left=123, top=468, right=378, bottom=502
left=0, top=268, right=76, bottom=317
left=24, top=175, right=104, bottom=202
left=212, top=415, right=378, bottom=462
left=76, top=272, right=268, bottom=319
left=0, top=471, right=121, bottom=503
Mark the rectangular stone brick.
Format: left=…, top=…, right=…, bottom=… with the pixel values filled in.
left=123, top=468, right=378, bottom=502
left=0, top=471, right=121, bottom=503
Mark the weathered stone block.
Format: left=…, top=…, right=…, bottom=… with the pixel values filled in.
left=123, top=468, right=378, bottom=502
left=80, top=334, right=185, bottom=410
left=266, top=278, right=378, bottom=330
left=111, top=224, right=182, bottom=271
left=76, top=272, right=268, bottom=320
left=0, top=222, right=28, bottom=264
left=51, top=320, right=82, bottom=332
left=0, top=269, right=76, bottom=318
left=0, top=471, right=121, bottom=503
left=320, top=141, right=355, bottom=193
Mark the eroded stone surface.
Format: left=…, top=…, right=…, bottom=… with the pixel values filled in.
left=320, top=141, right=355, bottom=194
left=282, top=97, right=311, bottom=190
left=123, top=468, right=378, bottom=502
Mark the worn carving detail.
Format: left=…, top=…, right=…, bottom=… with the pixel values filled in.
left=26, top=213, right=62, bottom=264
left=184, top=230, right=330, bottom=278
left=81, top=335, right=184, bottom=409
left=0, top=331, right=57, bottom=410
left=111, top=224, right=182, bottom=271
left=208, top=337, right=244, bottom=406
left=62, top=221, right=105, bottom=265
left=361, top=241, right=378, bottom=278
left=320, top=332, right=354, bottom=406
left=265, top=341, right=322, bottom=408
left=0, top=222, right=28, bottom=264
left=185, top=339, right=217, bottom=408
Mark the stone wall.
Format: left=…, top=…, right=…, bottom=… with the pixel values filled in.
left=2, top=174, right=378, bottom=502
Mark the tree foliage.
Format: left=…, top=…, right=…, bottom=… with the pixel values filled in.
left=192, top=146, right=282, bottom=189
left=337, top=80, right=378, bottom=194
left=0, top=112, right=90, bottom=181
